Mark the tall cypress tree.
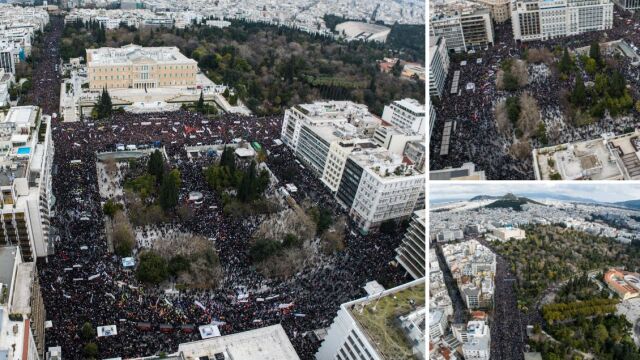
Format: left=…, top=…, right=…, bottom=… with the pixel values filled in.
left=159, top=172, right=178, bottom=210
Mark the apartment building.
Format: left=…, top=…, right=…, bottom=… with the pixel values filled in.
left=431, top=0, right=494, bottom=52
left=429, top=36, right=450, bottom=99
left=0, top=106, right=54, bottom=262
left=280, top=101, right=379, bottom=153
left=453, top=321, right=491, bottom=360
left=395, top=210, right=426, bottom=279
left=0, top=246, right=46, bottom=360
left=511, top=0, right=613, bottom=42
left=381, top=98, right=426, bottom=134
left=281, top=101, right=424, bottom=233
left=86, top=44, right=198, bottom=90
left=473, top=0, right=511, bottom=22
left=347, top=148, right=424, bottom=232
left=316, top=278, right=426, bottom=360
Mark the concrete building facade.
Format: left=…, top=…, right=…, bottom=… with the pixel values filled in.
left=429, top=36, right=450, bottom=99
left=431, top=0, right=494, bottom=52
left=395, top=210, right=426, bottom=279
left=511, top=0, right=613, bottom=42
left=86, top=44, right=198, bottom=90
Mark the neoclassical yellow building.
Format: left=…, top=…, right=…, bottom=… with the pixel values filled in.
left=86, top=44, right=198, bottom=90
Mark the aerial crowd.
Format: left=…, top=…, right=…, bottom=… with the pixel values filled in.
left=430, top=9, right=640, bottom=179
left=25, top=15, right=410, bottom=360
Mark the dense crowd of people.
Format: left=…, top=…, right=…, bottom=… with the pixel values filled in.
left=23, top=16, right=411, bottom=360
left=430, top=10, right=640, bottom=180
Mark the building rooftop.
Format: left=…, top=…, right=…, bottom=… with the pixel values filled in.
left=533, top=131, right=640, bottom=180
left=11, top=262, right=34, bottom=315
left=347, top=278, right=426, bottom=359
left=0, top=247, right=17, bottom=292
left=177, top=324, right=299, bottom=360
left=87, top=44, right=197, bottom=66
left=391, top=98, right=425, bottom=115
left=350, top=147, right=421, bottom=179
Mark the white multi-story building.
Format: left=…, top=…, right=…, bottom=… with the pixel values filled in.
left=0, top=246, right=46, bottom=360
left=395, top=210, right=426, bottom=280
left=0, top=42, right=18, bottom=75
left=429, top=36, right=450, bottom=99
left=280, top=101, right=379, bottom=153
left=511, top=0, right=613, bottom=42
left=453, top=321, right=491, bottom=360
left=316, top=278, right=426, bottom=360
left=281, top=101, right=423, bottom=233
left=614, top=0, right=640, bottom=10
left=430, top=0, right=494, bottom=52
left=347, top=148, right=424, bottom=232
left=381, top=98, right=426, bottom=135
left=0, top=106, right=54, bottom=262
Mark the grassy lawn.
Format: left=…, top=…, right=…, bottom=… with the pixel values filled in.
left=351, top=283, right=425, bottom=359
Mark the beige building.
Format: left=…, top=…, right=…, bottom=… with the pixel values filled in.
left=86, top=44, right=197, bottom=90
left=492, top=227, right=526, bottom=241
left=473, top=0, right=511, bottom=22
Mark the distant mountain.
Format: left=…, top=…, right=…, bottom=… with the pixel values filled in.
left=520, top=192, right=599, bottom=204
left=614, top=200, right=640, bottom=210
left=469, top=195, right=503, bottom=201
left=482, top=193, right=544, bottom=211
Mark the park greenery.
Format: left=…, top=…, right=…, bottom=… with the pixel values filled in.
left=123, top=150, right=181, bottom=226
left=530, top=314, right=639, bottom=360
left=489, top=225, right=640, bottom=310
left=542, top=298, right=619, bottom=324
left=204, top=146, right=270, bottom=216
left=136, top=234, right=222, bottom=288
left=60, top=18, right=423, bottom=116
left=555, top=273, right=610, bottom=303
left=564, top=42, right=633, bottom=125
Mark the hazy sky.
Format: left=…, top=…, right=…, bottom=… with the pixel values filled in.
left=429, top=182, right=640, bottom=203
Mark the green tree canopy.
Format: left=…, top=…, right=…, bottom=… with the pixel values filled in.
left=136, top=251, right=168, bottom=284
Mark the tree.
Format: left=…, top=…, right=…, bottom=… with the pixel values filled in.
left=81, top=322, right=95, bottom=340
left=503, top=71, right=519, bottom=91
left=559, top=48, right=573, bottom=74
left=168, top=255, right=190, bottom=276
left=506, top=96, right=520, bottom=124
left=94, top=87, right=113, bottom=119
left=585, top=58, right=597, bottom=75
left=249, top=239, right=282, bottom=262
left=594, top=324, right=609, bottom=343
left=112, top=213, right=135, bottom=257
left=147, top=150, right=164, bottom=185
left=219, top=146, right=236, bottom=171
left=196, top=91, right=205, bottom=112
left=137, top=251, right=168, bottom=284
left=83, top=342, right=98, bottom=359
left=391, top=59, right=403, bottom=77
left=572, top=76, right=586, bottom=106
left=589, top=41, right=601, bottom=65
left=103, top=199, right=123, bottom=218
left=222, top=87, right=230, bottom=98
left=159, top=171, right=178, bottom=211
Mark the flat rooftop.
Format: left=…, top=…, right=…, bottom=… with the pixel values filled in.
left=11, top=262, right=34, bottom=315
left=87, top=44, right=196, bottom=66
left=535, top=137, right=622, bottom=180
left=347, top=278, right=426, bottom=359
left=0, top=246, right=17, bottom=292
left=177, top=324, right=299, bottom=360
left=535, top=131, right=640, bottom=180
